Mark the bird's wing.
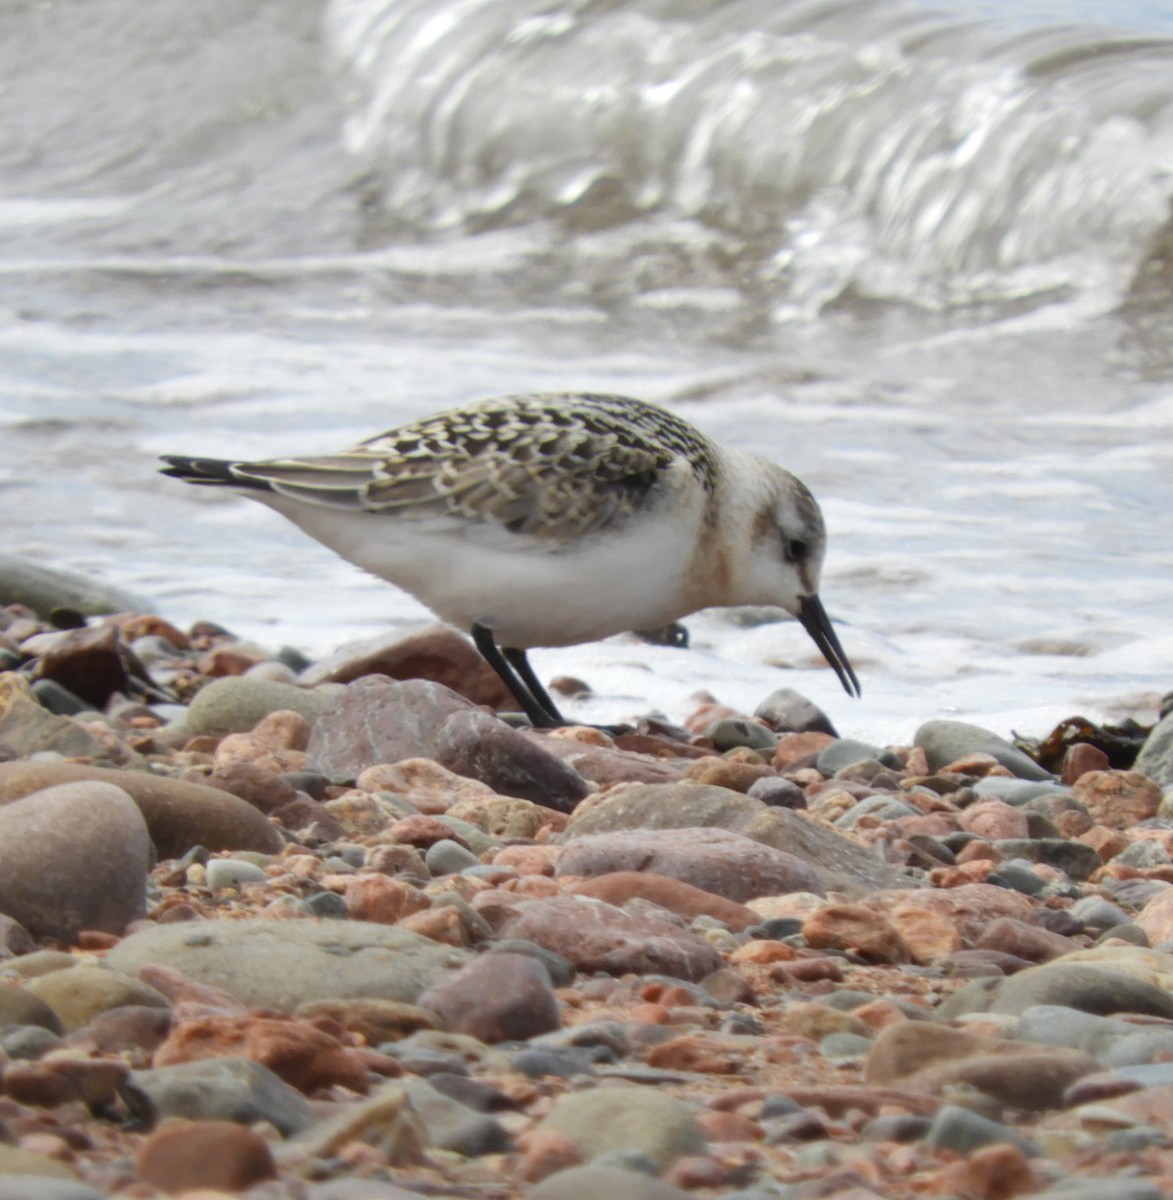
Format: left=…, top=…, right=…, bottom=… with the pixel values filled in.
left=227, top=394, right=705, bottom=544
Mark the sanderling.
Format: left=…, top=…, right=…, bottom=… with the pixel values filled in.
left=161, top=392, right=859, bottom=726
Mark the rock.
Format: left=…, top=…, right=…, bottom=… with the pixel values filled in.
left=26, top=966, right=169, bottom=1031
left=435, top=711, right=590, bottom=811
left=0, top=761, right=283, bottom=857
left=127, top=1056, right=317, bottom=1136
left=134, top=1118, right=277, bottom=1193
left=105, top=918, right=469, bottom=1009
left=526, top=1164, right=696, bottom=1200
left=754, top=688, right=838, bottom=736
left=402, top=1077, right=510, bottom=1155
left=0, top=780, right=150, bottom=941
left=1136, top=888, right=1173, bottom=945
left=0, top=1178, right=106, bottom=1200
left=153, top=1012, right=369, bottom=1094
left=988, top=962, right=1173, bottom=1019
left=305, top=677, right=477, bottom=782
left=562, top=781, right=910, bottom=897
left=1136, top=711, right=1173, bottom=790
left=0, top=981, right=63, bottom=1033
left=975, top=918, right=1081, bottom=963
left=185, top=675, right=339, bottom=737
left=294, top=998, right=439, bottom=1046
left=565, top=872, right=760, bottom=932
left=300, top=625, right=516, bottom=710
left=958, top=799, right=1030, bottom=841
left=914, top=720, right=1053, bottom=781
left=991, top=838, right=1101, bottom=880
left=802, top=903, right=911, bottom=964
left=926, top=1104, right=1039, bottom=1156
left=0, top=551, right=148, bottom=618
left=0, top=1145, right=83, bottom=1182
left=291, top=1081, right=428, bottom=1164
left=1070, top=769, right=1163, bottom=828
left=1061, top=741, right=1111, bottom=784
left=425, top=838, right=482, bottom=876
left=490, top=895, right=722, bottom=982
left=205, top=856, right=269, bottom=889
left=0, top=674, right=108, bottom=760
left=556, top=827, right=822, bottom=903
left=746, top=777, right=807, bottom=809
left=816, top=738, right=892, bottom=776
left=704, top=718, right=777, bottom=754
left=30, top=622, right=138, bottom=709
left=866, top=1022, right=1097, bottom=1110
left=416, top=953, right=560, bottom=1044
left=537, top=1088, right=705, bottom=1170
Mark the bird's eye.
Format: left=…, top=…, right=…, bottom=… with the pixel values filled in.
left=785, top=538, right=808, bottom=562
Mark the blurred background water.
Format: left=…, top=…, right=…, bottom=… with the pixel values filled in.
left=1, top=0, right=1170, bottom=742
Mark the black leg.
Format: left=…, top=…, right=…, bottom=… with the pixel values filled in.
left=471, top=623, right=562, bottom=728
left=503, top=647, right=568, bottom=727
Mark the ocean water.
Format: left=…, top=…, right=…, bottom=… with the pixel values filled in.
left=1, top=0, right=1170, bottom=744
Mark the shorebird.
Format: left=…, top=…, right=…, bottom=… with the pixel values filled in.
left=161, top=393, right=859, bottom=726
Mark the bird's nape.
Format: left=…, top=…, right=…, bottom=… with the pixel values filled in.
left=797, top=594, right=860, bottom=698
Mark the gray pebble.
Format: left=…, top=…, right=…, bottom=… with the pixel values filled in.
left=0, top=1024, right=62, bottom=1060
left=926, top=1103, right=1039, bottom=1156
left=747, top=777, right=807, bottom=809
left=1070, top=896, right=1133, bottom=933
left=754, top=688, right=838, bottom=736
left=424, top=838, right=482, bottom=876
left=705, top=717, right=777, bottom=753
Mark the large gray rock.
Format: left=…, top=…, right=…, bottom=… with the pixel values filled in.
left=562, top=781, right=911, bottom=897
left=0, top=552, right=149, bottom=618
left=128, top=1057, right=316, bottom=1136
left=0, top=782, right=150, bottom=941
left=989, top=962, right=1173, bottom=1019
left=1137, top=711, right=1173, bottom=790
left=914, top=719, right=1053, bottom=781
left=105, top=918, right=469, bottom=1010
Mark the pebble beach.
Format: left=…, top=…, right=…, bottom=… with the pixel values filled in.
left=0, top=559, right=1171, bottom=1200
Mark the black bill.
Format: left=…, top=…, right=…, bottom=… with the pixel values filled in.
left=797, top=594, right=861, bottom=698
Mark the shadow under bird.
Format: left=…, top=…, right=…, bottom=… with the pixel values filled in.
left=160, top=392, right=859, bottom=727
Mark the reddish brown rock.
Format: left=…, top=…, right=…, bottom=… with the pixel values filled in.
left=31, top=622, right=133, bottom=708
left=492, top=894, right=723, bottom=981
left=958, top=799, right=1029, bottom=841
left=344, top=875, right=431, bottom=925
left=1072, top=769, right=1162, bottom=829
left=299, top=625, right=516, bottom=710
left=3, top=1056, right=129, bottom=1109
left=1135, top=888, right=1173, bottom=946
left=204, top=761, right=301, bottom=813
left=153, top=1014, right=370, bottom=1095
left=773, top=731, right=835, bottom=769
left=975, top=917, right=1081, bottom=963
left=135, top=1119, right=277, bottom=1192
left=519, top=735, right=685, bottom=788
left=941, top=1142, right=1038, bottom=1200
left=1062, top=741, right=1111, bottom=784
left=387, top=814, right=472, bottom=851
left=304, top=677, right=477, bottom=783
left=556, top=826, right=823, bottom=902
left=802, top=903, right=911, bottom=964
left=565, top=871, right=760, bottom=931
left=435, top=710, right=590, bottom=812
left=415, top=951, right=560, bottom=1043
left=872, top=883, right=1039, bottom=944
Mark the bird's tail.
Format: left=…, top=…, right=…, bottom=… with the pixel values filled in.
left=159, top=456, right=273, bottom=492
